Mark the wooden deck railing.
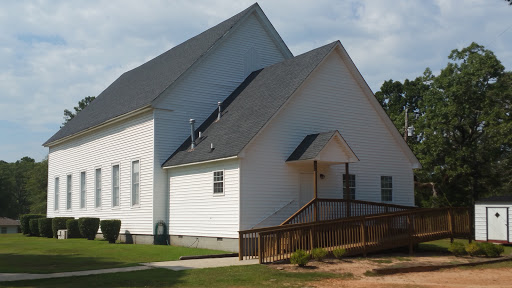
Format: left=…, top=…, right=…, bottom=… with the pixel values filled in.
left=239, top=207, right=471, bottom=264
left=280, top=198, right=415, bottom=225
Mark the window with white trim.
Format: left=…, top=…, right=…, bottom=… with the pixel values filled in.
left=213, top=171, right=224, bottom=194
left=54, top=177, right=59, bottom=210
left=112, top=165, right=120, bottom=207
left=381, top=176, right=393, bottom=202
left=343, top=174, right=356, bottom=200
left=95, top=168, right=101, bottom=208
left=80, top=171, right=86, bottom=209
left=66, top=174, right=72, bottom=210
left=132, top=160, right=140, bottom=206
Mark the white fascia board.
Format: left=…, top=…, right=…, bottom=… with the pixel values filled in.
left=162, top=156, right=239, bottom=169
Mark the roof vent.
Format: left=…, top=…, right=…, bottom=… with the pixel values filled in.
left=190, top=119, right=196, bottom=149
left=217, top=102, right=222, bottom=121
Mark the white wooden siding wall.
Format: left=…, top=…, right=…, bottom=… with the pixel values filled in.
left=168, top=159, right=239, bottom=238
left=47, top=111, right=154, bottom=235
left=152, top=13, right=287, bottom=231
left=240, top=50, right=415, bottom=230
left=475, top=202, right=512, bottom=241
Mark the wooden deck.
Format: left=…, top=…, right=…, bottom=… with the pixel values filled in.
left=239, top=201, right=471, bottom=264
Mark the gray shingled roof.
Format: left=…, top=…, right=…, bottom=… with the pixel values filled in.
left=43, top=4, right=257, bottom=146
left=286, top=131, right=337, bottom=161
left=162, top=41, right=337, bottom=167
left=0, top=217, right=20, bottom=226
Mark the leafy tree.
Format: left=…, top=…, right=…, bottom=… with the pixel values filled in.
left=62, top=96, right=96, bottom=126
left=377, top=42, right=512, bottom=207
left=0, top=161, right=16, bottom=218
left=26, top=159, right=48, bottom=214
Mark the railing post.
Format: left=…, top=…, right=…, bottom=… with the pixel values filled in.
left=310, top=226, right=315, bottom=250
left=239, top=231, right=243, bottom=261
left=361, top=218, right=367, bottom=257
left=407, top=214, right=414, bottom=256
left=448, top=208, right=454, bottom=243
left=258, top=233, right=263, bottom=264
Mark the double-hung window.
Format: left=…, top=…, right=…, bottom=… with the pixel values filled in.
left=95, top=168, right=101, bottom=208
left=80, top=172, right=86, bottom=209
left=66, top=174, right=72, bottom=210
left=213, top=171, right=224, bottom=195
left=132, top=160, right=140, bottom=206
left=381, top=176, right=393, bottom=202
left=54, top=177, right=59, bottom=210
left=112, top=165, right=120, bottom=207
left=343, top=174, right=356, bottom=200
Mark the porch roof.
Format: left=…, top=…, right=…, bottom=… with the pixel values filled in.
left=286, top=130, right=359, bottom=164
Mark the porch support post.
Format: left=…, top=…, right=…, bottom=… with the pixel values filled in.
left=345, top=163, right=351, bottom=218
left=314, top=160, right=318, bottom=222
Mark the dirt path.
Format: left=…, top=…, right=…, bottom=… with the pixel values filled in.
left=313, top=267, right=512, bottom=288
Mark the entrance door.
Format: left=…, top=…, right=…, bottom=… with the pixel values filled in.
left=299, top=173, right=314, bottom=207
left=487, top=207, right=509, bottom=242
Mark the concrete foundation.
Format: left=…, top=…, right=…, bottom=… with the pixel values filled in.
left=170, top=235, right=238, bottom=252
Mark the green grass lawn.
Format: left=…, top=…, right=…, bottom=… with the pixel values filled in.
left=0, top=234, right=227, bottom=273
left=0, top=265, right=348, bottom=288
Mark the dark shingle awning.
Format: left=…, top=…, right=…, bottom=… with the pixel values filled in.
left=286, top=130, right=359, bottom=164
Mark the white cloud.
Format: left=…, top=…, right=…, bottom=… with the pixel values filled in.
left=0, top=0, right=511, bottom=161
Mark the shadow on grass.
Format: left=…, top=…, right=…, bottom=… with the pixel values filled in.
left=0, top=265, right=342, bottom=288
left=0, top=253, right=133, bottom=274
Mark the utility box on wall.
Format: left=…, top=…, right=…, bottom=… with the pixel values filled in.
left=475, top=196, right=512, bottom=244
left=58, top=229, right=68, bottom=240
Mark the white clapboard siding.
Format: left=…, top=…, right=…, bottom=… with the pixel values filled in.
left=240, top=49, right=415, bottom=230
left=152, top=12, right=288, bottom=232
left=47, top=111, right=154, bottom=235
left=168, top=159, right=239, bottom=238
left=475, top=202, right=512, bottom=241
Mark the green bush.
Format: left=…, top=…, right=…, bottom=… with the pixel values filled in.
left=448, top=241, right=466, bottom=256
left=100, top=219, right=121, bottom=243
left=52, top=217, right=74, bottom=238
left=465, top=242, right=483, bottom=256
left=333, top=248, right=346, bottom=259
left=66, top=219, right=81, bottom=238
left=290, top=249, right=310, bottom=267
left=479, top=242, right=505, bottom=257
left=79, top=217, right=100, bottom=240
left=19, top=214, right=45, bottom=235
left=29, top=219, right=39, bottom=236
left=38, top=218, right=53, bottom=238
left=311, top=248, right=328, bottom=261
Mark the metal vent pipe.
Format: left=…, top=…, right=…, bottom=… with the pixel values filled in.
left=190, top=119, right=196, bottom=149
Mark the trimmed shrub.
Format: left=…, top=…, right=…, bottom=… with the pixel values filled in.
left=38, top=218, right=53, bottom=238
left=290, top=249, right=310, bottom=267
left=479, top=242, right=505, bottom=257
left=19, top=214, right=45, bottom=235
left=333, top=248, right=346, bottom=259
left=100, top=220, right=122, bottom=243
left=79, top=217, right=100, bottom=240
left=52, top=217, right=74, bottom=238
left=29, top=219, right=39, bottom=236
left=465, top=242, right=483, bottom=256
left=448, top=241, right=466, bottom=256
left=311, top=248, right=328, bottom=261
left=66, top=219, right=81, bottom=238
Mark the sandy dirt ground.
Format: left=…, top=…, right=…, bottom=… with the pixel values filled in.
left=270, top=253, right=512, bottom=288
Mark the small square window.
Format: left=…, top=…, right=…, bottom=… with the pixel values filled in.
left=1, top=227, right=7, bottom=234
left=213, top=171, right=224, bottom=194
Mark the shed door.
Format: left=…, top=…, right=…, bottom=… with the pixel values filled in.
left=299, top=173, right=314, bottom=207
left=487, top=207, right=508, bottom=242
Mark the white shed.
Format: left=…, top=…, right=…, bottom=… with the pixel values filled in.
left=475, top=196, right=512, bottom=244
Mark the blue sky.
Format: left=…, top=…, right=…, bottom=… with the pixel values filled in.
left=1, top=0, right=511, bottom=162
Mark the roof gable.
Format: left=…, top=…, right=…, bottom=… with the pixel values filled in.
left=44, top=3, right=292, bottom=147
left=286, top=130, right=359, bottom=164
left=163, top=42, right=337, bottom=168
